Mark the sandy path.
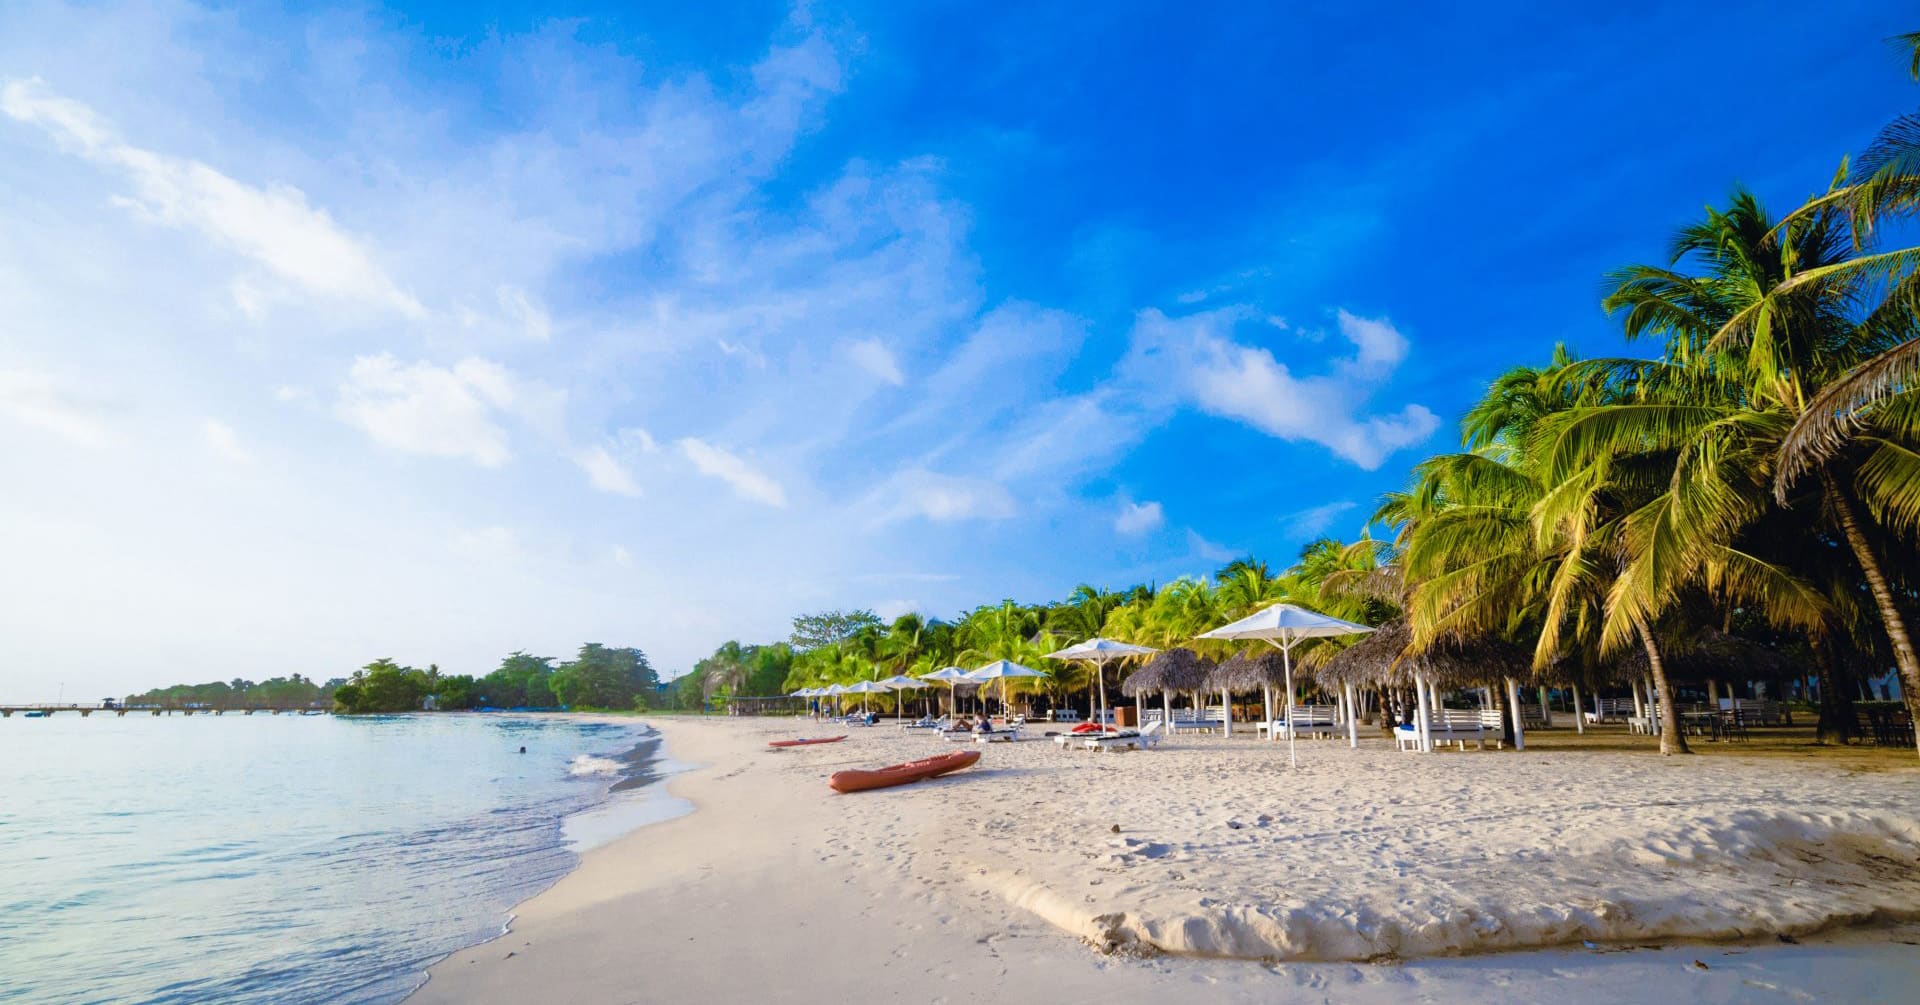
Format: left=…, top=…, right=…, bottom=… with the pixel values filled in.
left=409, top=717, right=1920, bottom=1004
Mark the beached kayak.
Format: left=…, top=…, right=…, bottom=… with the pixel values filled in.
left=769, top=735, right=848, bottom=748
left=828, top=749, right=980, bottom=793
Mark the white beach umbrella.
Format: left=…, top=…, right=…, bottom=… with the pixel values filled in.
left=843, top=679, right=889, bottom=713
left=919, top=666, right=973, bottom=718
left=1045, top=638, right=1158, bottom=728
left=878, top=674, right=928, bottom=720
left=966, top=659, right=1049, bottom=719
left=1198, top=603, right=1374, bottom=768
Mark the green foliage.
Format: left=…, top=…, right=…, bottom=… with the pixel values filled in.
left=789, top=609, right=883, bottom=650
left=475, top=652, right=558, bottom=708
left=333, top=658, right=434, bottom=713
left=550, top=644, right=657, bottom=710
left=125, top=674, right=333, bottom=708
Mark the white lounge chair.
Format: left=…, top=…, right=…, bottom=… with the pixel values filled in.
left=1082, top=721, right=1165, bottom=752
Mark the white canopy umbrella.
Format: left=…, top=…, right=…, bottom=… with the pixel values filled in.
left=878, top=674, right=928, bottom=719
left=843, top=679, right=890, bottom=714
left=1198, top=603, right=1375, bottom=768
left=919, top=666, right=973, bottom=717
left=965, top=659, right=1049, bottom=720
left=1045, top=638, right=1158, bottom=729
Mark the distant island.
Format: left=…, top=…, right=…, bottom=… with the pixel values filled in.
left=125, top=643, right=664, bottom=714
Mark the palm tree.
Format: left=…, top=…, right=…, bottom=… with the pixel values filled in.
left=1591, top=191, right=1916, bottom=750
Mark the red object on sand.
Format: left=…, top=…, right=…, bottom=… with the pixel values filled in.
left=828, top=750, right=981, bottom=793
left=769, top=735, right=848, bottom=748
left=1071, top=722, right=1105, bottom=734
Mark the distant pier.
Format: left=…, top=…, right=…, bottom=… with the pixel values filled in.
left=0, top=704, right=331, bottom=718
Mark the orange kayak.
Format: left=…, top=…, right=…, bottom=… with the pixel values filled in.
left=769, top=735, right=848, bottom=748
left=829, top=750, right=981, bottom=793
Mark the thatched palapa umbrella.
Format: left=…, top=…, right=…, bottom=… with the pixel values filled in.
left=1210, top=649, right=1291, bottom=730
left=1122, top=647, right=1214, bottom=729
left=1316, top=619, right=1533, bottom=751
left=1613, top=626, right=1798, bottom=717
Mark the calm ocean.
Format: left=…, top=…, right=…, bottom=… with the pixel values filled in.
left=0, top=713, right=682, bottom=1004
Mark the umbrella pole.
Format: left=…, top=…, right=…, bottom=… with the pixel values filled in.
left=1283, top=639, right=1297, bottom=769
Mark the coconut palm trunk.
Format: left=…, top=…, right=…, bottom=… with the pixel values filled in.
left=1820, top=470, right=1920, bottom=754
left=1637, top=622, right=1690, bottom=756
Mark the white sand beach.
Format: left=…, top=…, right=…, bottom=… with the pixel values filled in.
left=411, top=717, right=1920, bottom=1004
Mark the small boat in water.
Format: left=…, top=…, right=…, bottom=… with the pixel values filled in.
left=768, top=735, right=848, bottom=748
left=23, top=710, right=49, bottom=718
left=829, top=749, right=980, bottom=793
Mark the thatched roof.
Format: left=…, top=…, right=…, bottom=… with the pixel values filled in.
left=1613, top=627, right=1799, bottom=682
left=1122, top=647, right=1215, bottom=695
left=1205, top=648, right=1290, bottom=694
left=1314, top=619, right=1533, bottom=690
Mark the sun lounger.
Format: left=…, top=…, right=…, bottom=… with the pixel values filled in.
left=903, top=715, right=948, bottom=731
left=1081, top=721, right=1165, bottom=752
left=973, top=727, right=1019, bottom=743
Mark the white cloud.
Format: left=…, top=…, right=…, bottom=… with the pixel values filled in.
left=200, top=418, right=251, bottom=464
left=273, top=385, right=311, bottom=404
left=573, top=445, right=642, bottom=497
left=496, top=285, right=553, bottom=342
left=846, top=337, right=905, bottom=385
left=2, top=77, right=424, bottom=319
left=678, top=437, right=787, bottom=507
left=1126, top=307, right=1439, bottom=469
left=1335, top=309, right=1409, bottom=376
left=1114, top=499, right=1164, bottom=536
left=334, top=354, right=522, bottom=467
left=1186, top=529, right=1236, bottom=563
left=873, top=468, right=1016, bottom=523
left=0, top=369, right=112, bottom=447
left=1283, top=499, right=1357, bottom=538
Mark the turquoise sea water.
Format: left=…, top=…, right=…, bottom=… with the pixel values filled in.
left=0, top=713, right=672, bottom=1004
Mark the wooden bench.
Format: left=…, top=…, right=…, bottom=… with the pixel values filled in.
left=1257, top=705, right=1338, bottom=740
left=1398, top=709, right=1490, bottom=751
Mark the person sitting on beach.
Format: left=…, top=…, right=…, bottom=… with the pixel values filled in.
left=973, top=715, right=993, bottom=733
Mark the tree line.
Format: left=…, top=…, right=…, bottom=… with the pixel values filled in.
left=127, top=644, right=659, bottom=715
left=686, top=32, right=1920, bottom=756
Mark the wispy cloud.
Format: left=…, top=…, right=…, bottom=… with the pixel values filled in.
left=1114, top=499, right=1164, bottom=535
left=573, top=445, right=641, bottom=497
left=846, top=337, right=905, bottom=385
left=1, top=77, right=425, bottom=319
left=678, top=437, right=787, bottom=507
left=1124, top=306, right=1438, bottom=469
left=1282, top=499, right=1357, bottom=538
left=871, top=468, right=1015, bottom=523
left=0, top=369, right=113, bottom=448
left=334, top=354, right=532, bottom=468
left=1186, top=529, right=1236, bottom=563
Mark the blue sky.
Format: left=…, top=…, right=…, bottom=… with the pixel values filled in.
left=0, top=1, right=1910, bottom=696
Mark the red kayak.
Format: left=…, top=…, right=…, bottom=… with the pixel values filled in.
left=829, top=749, right=980, bottom=793
left=769, top=735, right=848, bottom=748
